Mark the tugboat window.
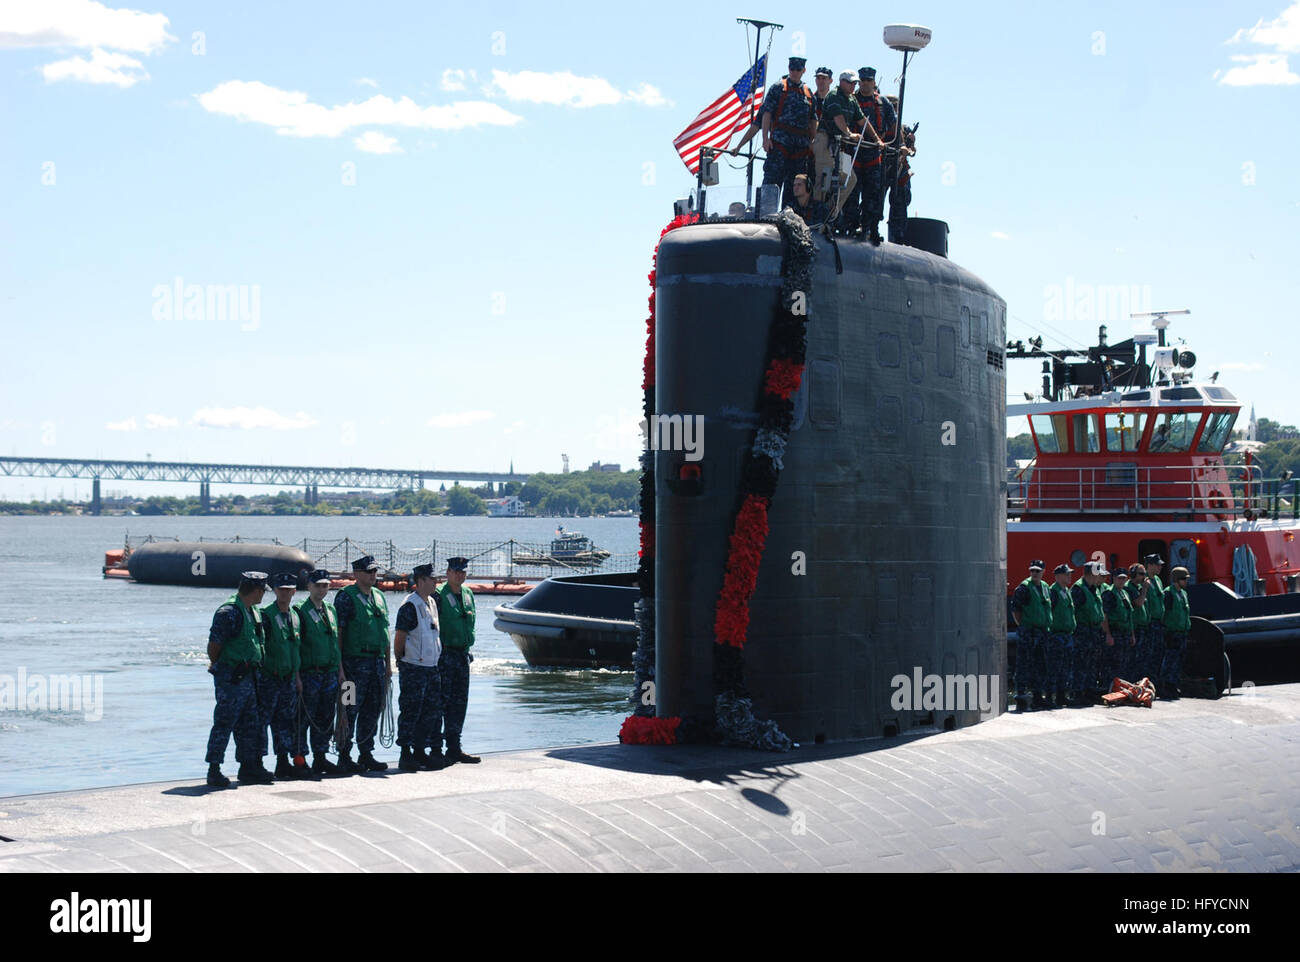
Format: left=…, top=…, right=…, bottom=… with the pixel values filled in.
left=1030, top=414, right=1068, bottom=454
left=1196, top=410, right=1237, bottom=453
left=1104, top=412, right=1145, bottom=453
left=1147, top=411, right=1201, bottom=453
left=1071, top=413, right=1099, bottom=453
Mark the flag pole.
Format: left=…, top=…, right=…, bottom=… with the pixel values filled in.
left=737, top=18, right=782, bottom=206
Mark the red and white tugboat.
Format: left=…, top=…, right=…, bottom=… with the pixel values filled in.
left=1006, top=312, right=1300, bottom=688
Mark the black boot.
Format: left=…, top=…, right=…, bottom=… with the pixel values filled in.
left=446, top=746, right=481, bottom=765
left=292, top=754, right=319, bottom=780
left=358, top=751, right=388, bottom=772
left=398, top=746, right=419, bottom=772
left=1056, top=690, right=1069, bottom=710
left=312, top=755, right=342, bottom=777
left=336, top=751, right=360, bottom=775
left=421, top=749, right=446, bottom=771
left=1031, top=693, right=1048, bottom=711
left=206, top=763, right=230, bottom=788
left=238, top=762, right=274, bottom=785
left=275, top=754, right=293, bottom=779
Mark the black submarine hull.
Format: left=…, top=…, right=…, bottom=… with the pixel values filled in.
left=494, top=572, right=638, bottom=668
left=654, top=223, right=1008, bottom=742
left=127, top=541, right=314, bottom=588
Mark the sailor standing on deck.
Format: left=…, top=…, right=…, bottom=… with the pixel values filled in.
left=204, top=571, right=271, bottom=787
left=1009, top=560, right=1050, bottom=712
left=810, top=66, right=836, bottom=200
left=296, top=569, right=345, bottom=777
left=1046, top=563, right=1076, bottom=709
left=736, top=56, right=817, bottom=205
left=434, top=557, right=481, bottom=764
left=336, top=554, right=392, bottom=772
left=394, top=563, right=446, bottom=772
left=1123, top=564, right=1152, bottom=682
left=846, top=67, right=895, bottom=244
left=1101, top=569, right=1136, bottom=689
left=1160, top=567, right=1192, bottom=699
left=1071, top=563, right=1112, bottom=704
left=1142, top=554, right=1168, bottom=684
left=883, top=95, right=915, bottom=243
left=259, top=571, right=310, bottom=780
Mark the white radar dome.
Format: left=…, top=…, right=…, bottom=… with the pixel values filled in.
left=884, top=24, right=932, bottom=52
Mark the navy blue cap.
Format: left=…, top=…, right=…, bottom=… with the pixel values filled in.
left=788, top=56, right=807, bottom=69
left=1054, top=563, right=1071, bottom=575
left=859, top=66, right=876, bottom=81
left=814, top=66, right=833, bottom=78
left=1028, top=559, right=1045, bottom=571
left=238, top=570, right=268, bottom=589
left=446, top=556, right=469, bottom=571
left=351, top=555, right=379, bottom=572
left=1114, top=569, right=1129, bottom=579
left=271, top=571, right=297, bottom=589
left=412, top=563, right=435, bottom=580
left=309, top=569, right=331, bottom=584
left=1143, top=554, right=1164, bottom=565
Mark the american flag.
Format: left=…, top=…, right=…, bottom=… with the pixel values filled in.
left=672, top=54, right=767, bottom=175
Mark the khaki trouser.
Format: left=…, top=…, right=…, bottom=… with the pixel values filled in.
left=812, top=131, right=834, bottom=201
left=829, top=149, right=857, bottom=219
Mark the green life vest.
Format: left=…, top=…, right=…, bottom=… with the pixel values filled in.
left=1049, top=583, right=1076, bottom=633
left=1163, top=585, right=1191, bottom=632
left=217, top=595, right=265, bottom=667
left=296, top=597, right=340, bottom=671
left=339, top=584, right=389, bottom=656
left=1016, top=577, right=1051, bottom=630
left=1144, top=574, right=1166, bottom=621
left=260, top=602, right=302, bottom=677
left=436, top=583, right=476, bottom=651
left=1074, top=580, right=1103, bottom=627
left=1125, top=581, right=1149, bottom=626
left=1106, top=585, right=1134, bottom=633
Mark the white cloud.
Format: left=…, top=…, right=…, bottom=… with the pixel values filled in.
left=357, top=77, right=378, bottom=88
left=196, top=81, right=523, bottom=138
left=1216, top=53, right=1300, bottom=85
left=1220, top=5, right=1300, bottom=85
left=485, top=69, right=670, bottom=108
left=354, top=130, right=402, bottom=153
left=990, top=231, right=1010, bottom=240
left=106, top=416, right=137, bottom=431
left=427, top=410, right=495, bottom=429
left=0, top=0, right=172, bottom=53
left=1229, top=2, right=1300, bottom=52
left=145, top=413, right=178, bottom=429
left=441, top=68, right=473, bottom=92
left=625, top=82, right=672, bottom=107
left=42, top=46, right=147, bottom=86
left=190, top=406, right=317, bottom=430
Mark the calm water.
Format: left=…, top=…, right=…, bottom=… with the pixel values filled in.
left=0, top=515, right=640, bottom=797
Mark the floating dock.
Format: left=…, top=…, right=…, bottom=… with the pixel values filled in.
left=2, top=686, right=1297, bottom=872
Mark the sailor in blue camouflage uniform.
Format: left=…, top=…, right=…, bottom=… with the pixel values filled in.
left=1101, top=568, right=1137, bottom=689
left=259, top=571, right=311, bottom=779
left=1071, top=562, right=1111, bottom=704
left=434, top=557, right=481, bottom=764
left=1046, top=563, right=1077, bottom=708
left=1009, top=560, right=1051, bottom=711
left=736, top=56, right=816, bottom=205
left=204, top=571, right=273, bottom=787
left=336, top=554, right=392, bottom=773
left=845, top=67, right=896, bottom=244
left=395, top=563, right=446, bottom=772
left=295, top=569, right=345, bottom=776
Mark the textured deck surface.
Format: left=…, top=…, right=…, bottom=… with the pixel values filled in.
left=2, top=687, right=1299, bottom=872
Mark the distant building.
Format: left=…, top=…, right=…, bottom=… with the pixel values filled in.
left=486, top=495, right=527, bottom=517
left=587, top=462, right=621, bottom=473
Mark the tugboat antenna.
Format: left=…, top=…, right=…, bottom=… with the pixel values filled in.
left=736, top=18, right=783, bottom=204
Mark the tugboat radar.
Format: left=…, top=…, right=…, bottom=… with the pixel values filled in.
left=884, top=23, right=933, bottom=52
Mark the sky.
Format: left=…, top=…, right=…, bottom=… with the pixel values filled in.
left=1, top=0, right=1298, bottom=500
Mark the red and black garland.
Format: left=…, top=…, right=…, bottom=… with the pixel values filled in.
left=621, top=210, right=814, bottom=750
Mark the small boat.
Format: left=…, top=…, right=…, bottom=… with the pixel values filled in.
left=493, top=571, right=638, bottom=668
left=511, top=528, right=612, bottom=568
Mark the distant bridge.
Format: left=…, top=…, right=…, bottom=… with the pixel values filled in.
left=0, top=456, right=529, bottom=514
